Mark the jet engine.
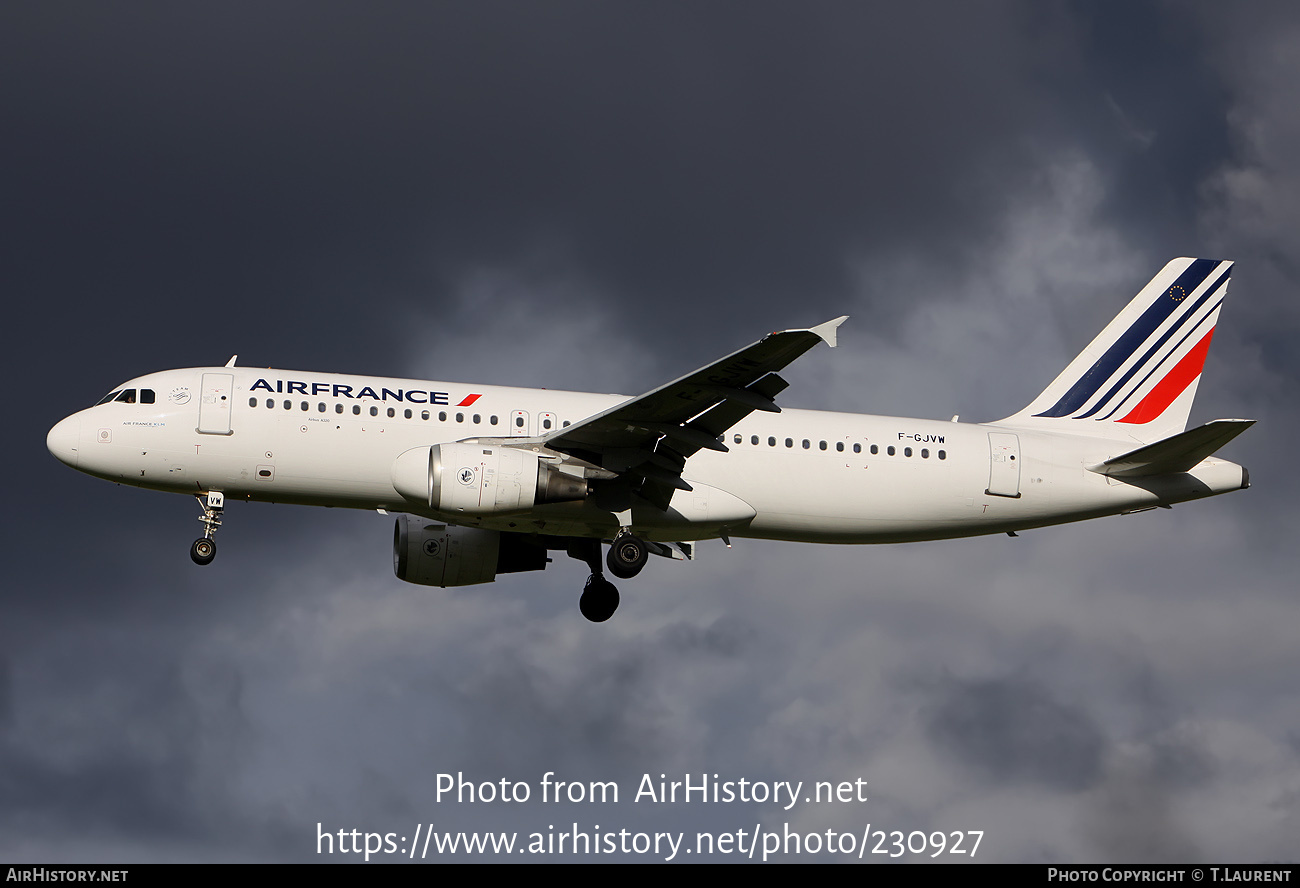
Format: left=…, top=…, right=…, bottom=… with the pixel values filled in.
left=393, top=515, right=549, bottom=587
left=391, top=443, right=588, bottom=515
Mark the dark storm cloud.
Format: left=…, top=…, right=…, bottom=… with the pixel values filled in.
left=445, top=615, right=758, bottom=772
left=925, top=674, right=1104, bottom=791
left=1063, top=2, right=1232, bottom=251
left=0, top=643, right=248, bottom=843
left=3, top=1, right=1088, bottom=373
left=0, top=659, right=12, bottom=730
left=6, top=0, right=1299, bottom=864
left=1080, top=733, right=1213, bottom=863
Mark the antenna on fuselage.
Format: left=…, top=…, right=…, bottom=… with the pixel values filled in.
left=225, top=355, right=238, bottom=367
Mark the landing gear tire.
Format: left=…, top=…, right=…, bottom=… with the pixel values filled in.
left=192, top=492, right=224, bottom=566
left=579, top=576, right=620, bottom=622
left=606, top=535, right=648, bottom=579
left=190, top=538, right=216, bottom=566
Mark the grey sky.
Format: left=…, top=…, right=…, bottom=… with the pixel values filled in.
left=3, top=1, right=1298, bottom=862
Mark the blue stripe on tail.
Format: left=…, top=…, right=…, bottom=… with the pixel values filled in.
left=1074, top=265, right=1230, bottom=418
left=1034, top=259, right=1218, bottom=418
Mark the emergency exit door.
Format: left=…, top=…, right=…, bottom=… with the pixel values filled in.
left=986, top=433, right=1021, bottom=498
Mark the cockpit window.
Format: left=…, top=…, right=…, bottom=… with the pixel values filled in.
left=96, top=387, right=154, bottom=406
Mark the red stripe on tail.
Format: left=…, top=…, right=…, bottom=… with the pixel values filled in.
left=1117, top=328, right=1215, bottom=425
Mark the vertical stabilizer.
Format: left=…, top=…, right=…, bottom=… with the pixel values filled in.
left=999, top=258, right=1232, bottom=443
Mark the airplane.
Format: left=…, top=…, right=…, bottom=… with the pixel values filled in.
left=47, top=258, right=1252, bottom=622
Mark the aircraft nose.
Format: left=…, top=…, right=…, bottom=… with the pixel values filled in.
left=47, top=414, right=81, bottom=468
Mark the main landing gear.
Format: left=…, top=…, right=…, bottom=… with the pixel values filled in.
left=580, top=575, right=620, bottom=623
left=190, top=491, right=224, bottom=565
left=606, top=532, right=648, bottom=579
left=569, top=534, right=649, bottom=622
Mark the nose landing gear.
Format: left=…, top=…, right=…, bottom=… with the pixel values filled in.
left=190, top=491, right=224, bottom=565
left=190, top=537, right=216, bottom=565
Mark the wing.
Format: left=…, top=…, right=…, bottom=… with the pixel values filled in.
left=540, top=316, right=847, bottom=508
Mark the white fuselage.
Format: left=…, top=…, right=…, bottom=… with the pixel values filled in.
left=47, top=366, right=1248, bottom=545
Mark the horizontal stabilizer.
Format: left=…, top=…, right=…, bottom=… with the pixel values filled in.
left=1087, top=419, right=1254, bottom=478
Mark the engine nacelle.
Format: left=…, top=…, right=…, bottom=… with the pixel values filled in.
left=392, top=443, right=587, bottom=515
left=393, top=515, right=548, bottom=587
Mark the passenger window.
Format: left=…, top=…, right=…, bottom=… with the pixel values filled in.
left=887, top=445, right=895, bottom=456
left=439, top=412, right=447, bottom=421
left=785, top=438, right=793, bottom=448
left=336, top=404, right=344, bottom=414
left=404, top=408, right=412, bottom=419
left=318, top=403, right=326, bottom=412
left=819, top=441, right=827, bottom=451
left=266, top=399, right=274, bottom=409
left=938, top=450, right=947, bottom=460
left=904, top=447, right=912, bottom=457
left=836, top=442, right=844, bottom=452
left=456, top=413, right=464, bottom=422
left=769, top=437, right=776, bottom=446
left=474, top=414, right=482, bottom=424
left=734, top=434, right=742, bottom=444
left=283, top=400, right=291, bottom=410
left=249, top=397, right=257, bottom=407
left=353, top=405, right=361, bottom=415
left=300, top=401, right=309, bottom=411
left=562, top=420, right=570, bottom=427
left=490, top=415, right=499, bottom=425
left=921, top=448, right=929, bottom=458
left=421, top=410, right=429, bottom=420
left=870, top=444, right=878, bottom=455
left=802, top=439, right=810, bottom=449
left=370, top=406, right=378, bottom=416
left=751, top=435, right=759, bottom=445
left=853, top=443, right=861, bottom=453
left=386, top=407, right=395, bottom=418
left=140, top=389, right=155, bottom=404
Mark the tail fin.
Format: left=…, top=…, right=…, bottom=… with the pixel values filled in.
left=1000, top=258, right=1233, bottom=442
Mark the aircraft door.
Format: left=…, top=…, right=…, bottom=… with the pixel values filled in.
left=510, top=410, right=529, bottom=437
left=986, top=432, right=1021, bottom=498
left=197, top=373, right=235, bottom=435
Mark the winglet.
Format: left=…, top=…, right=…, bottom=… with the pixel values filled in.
left=804, top=316, right=849, bottom=348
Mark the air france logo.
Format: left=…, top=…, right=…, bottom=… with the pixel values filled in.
left=248, top=378, right=483, bottom=407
